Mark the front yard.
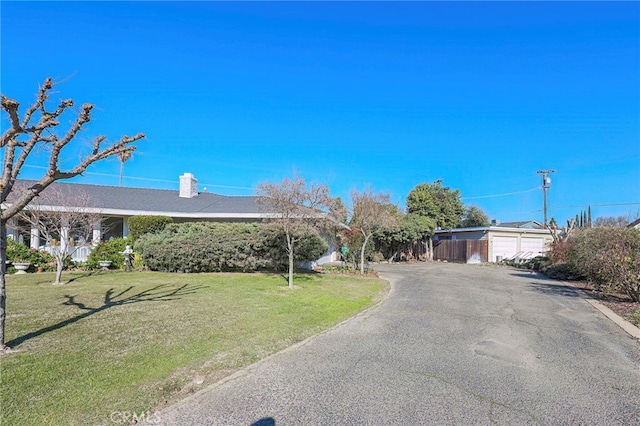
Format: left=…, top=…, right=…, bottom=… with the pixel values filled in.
left=1, top=270, right=388, bottom=425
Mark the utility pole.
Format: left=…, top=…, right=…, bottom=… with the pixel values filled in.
left=537, top=169, right=555, bottom=226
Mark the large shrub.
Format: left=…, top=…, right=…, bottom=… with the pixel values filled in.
left=135, top=222, right=268, bottom=272
left=258, top=226, right=329, bottom=270
left=566, top=227, right=640, bottom=302
left=135, top=222, right=329, bottom=273
left=127, top=215, right=173, bottom=242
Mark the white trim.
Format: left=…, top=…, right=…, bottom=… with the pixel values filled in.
left=4, top=203, right=275, bottom=219
left=436, top=226, right=551, bottom=235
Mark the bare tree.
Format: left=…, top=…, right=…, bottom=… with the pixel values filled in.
left=0, top=77, right=144, bottom=352
left=350, top=187, right=399, bottom=274
left=15, top=187, right=103, bottom=285
left=257, top=174, right=332, bottom=288
left=594, top=214, right=639, bottom=228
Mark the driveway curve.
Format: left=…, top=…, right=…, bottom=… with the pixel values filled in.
left=157, top=263, right=640, bottom=425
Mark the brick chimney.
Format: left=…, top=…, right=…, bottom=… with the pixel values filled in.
left=179, top=173, right=198, bottom=198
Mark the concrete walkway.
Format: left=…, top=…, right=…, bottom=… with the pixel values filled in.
left=156, top=263, right=640, bottom=425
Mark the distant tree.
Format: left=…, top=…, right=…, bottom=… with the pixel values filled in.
left=329, top=196, right=348, bottom=225
left=594, top=216, right=632, bottom=228
left=257, top=174, right=333, bottom=288
left=549, top=217, right=558, bottom=230
left=460, top=205, right=490, bottom=228
left=0, top=77, right=144, bottom=352
left=375, top=212, right=435, bottom=262
left=349, top=188, right=399, bottom=274
left=406, top=180, right=464, bottom=260
left=15, top=187, right=102, bottom=285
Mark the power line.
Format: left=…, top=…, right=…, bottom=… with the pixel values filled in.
left=550, top=202, right=640, bottom=210
left=21, top=165, right=255, bottom=191
left=462, top=186, right=540, bottom=200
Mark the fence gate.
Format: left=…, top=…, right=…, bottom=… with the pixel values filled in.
left=433, top=239, right=488, bottom=263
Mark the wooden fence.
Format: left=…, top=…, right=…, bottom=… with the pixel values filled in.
left=433, top=239, right=488, bottom=263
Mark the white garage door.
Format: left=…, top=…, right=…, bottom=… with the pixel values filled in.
left=521, top=238, right=546, bottom=257
left=492, top=236, right=518, bottom=262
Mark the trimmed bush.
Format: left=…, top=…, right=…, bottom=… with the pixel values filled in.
left=135, top=222, right=329, bottom=273
left=135, top=222, right=267, bottom=273
left=565, top=227, right=640, bottom=302
left=127, top=215, right=173, bottom=242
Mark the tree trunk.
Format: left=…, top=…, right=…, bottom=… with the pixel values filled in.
left=0, top=219, right=7, bottom=351
left=286, top=234, right=294, bottom=289
left=428, top=236, right=434, bottom=261
left=54, top=254, right=64, bottom=285
left=360, top=232, right=370, bottom=275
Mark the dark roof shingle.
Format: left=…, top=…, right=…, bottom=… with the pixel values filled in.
left=11, top=180, right=263, bottom=215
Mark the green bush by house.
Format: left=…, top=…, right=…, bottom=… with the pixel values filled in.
left=86, top=237, right=131, bottom=270
left=135, top=222, right=328, bottom=273
left=127, top=215, right=173, bottom=242
left=6, top=239, right=56, bottom=273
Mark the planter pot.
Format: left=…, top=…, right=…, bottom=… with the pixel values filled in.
left=98, top=260, right=113, bottom=269
left=13, top=262, right=31, bottom=274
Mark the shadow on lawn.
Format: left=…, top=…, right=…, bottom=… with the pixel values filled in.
left=7, top=283, right=204, bottom=349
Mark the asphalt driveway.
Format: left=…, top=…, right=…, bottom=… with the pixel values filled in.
left=156, top=263, right=640, bottom=425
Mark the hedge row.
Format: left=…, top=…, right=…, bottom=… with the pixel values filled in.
left=134, top=222, right=327, bottom=273
left=127, top=215, right=173, bottom=242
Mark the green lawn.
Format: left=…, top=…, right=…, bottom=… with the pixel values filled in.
left=1, top=270, right=388, bottom=425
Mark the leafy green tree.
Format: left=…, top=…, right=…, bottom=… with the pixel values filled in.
left=406, top=180, right=464, bottom=260
left=460, top=206, right=490, bottom=228
left=374, top=212, right=434, bottom=262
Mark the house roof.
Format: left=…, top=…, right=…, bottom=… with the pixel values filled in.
left=628, top=218, right=640, bottom=229
left=494, top=220, right=544, bottom=229
left=9, top=179, right=266, bottom=218
left=435, top=220, right=550, bottom=235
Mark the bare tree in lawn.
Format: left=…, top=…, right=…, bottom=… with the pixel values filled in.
left=257, top=174, right=332, bottom=288
left=350, top=187, right=399, bottom=274
left=15, top=187, right=103, bottom=285
left=0, top=77, right=144, bottom=352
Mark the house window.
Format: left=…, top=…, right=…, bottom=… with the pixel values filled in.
left=102, top=217, right=124, bottom=240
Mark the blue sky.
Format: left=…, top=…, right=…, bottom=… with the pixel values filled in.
left=2, top=2, right=639, bottom=224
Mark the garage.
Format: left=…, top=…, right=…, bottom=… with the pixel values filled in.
left=520, top=237, right=547, bottom=257
left=492, top=236, right=517, bottom=262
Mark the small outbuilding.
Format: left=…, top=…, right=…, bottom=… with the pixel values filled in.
left=433, top=220, right=553, bottom=263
